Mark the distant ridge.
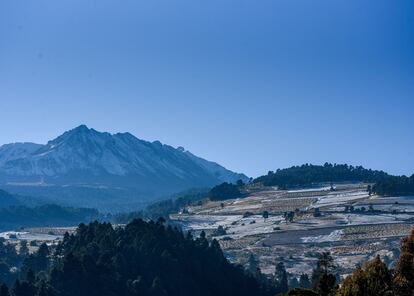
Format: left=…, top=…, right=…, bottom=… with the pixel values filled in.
left=0, top=125, right=248, bottom=211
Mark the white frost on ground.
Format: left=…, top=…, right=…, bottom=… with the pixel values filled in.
left=214, top=203, right=263, bottom=213
left=301, top=230, right=344, bottom=243
left=172, top=214, right=284, bottom=238
left=288, top=187, right=331, bottom=193
left=0, top=231, right=61, bottom=241
left=227, top=215, right=284, bottom=238
left=334, top=213, right=413, bottom=226
left=310, top=190, right=369, bottom=208
left=172, top=215, right=242, bottom=231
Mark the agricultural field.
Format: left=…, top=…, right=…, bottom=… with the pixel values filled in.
left=0, top=226, right=77, bottom=252
left=170, top=183, right=414, bottom=278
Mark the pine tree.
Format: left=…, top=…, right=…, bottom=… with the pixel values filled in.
left=286, top=288, right=318, bottom=295
left=299, top=274, right=311, bottom=289
left=311, top=252, right=337, bottom=296
left=11, top=280, right=36, bottom=296
left=289, top=276, right=299, bottom=289
left=337, top=256, right=392, bottom=296
left=0, top=283, right=9, bottom=296
left=36, top=280, right=53, bottom=296
left=262, top=211, right=269, bottom=221
left=393, top=229, right=414, bottom=295
left=367, top=185, right=372, bottom=196
left=247, top=253, right=259, bottom=276
left=316, top=273, right=336, bottom=296
left=150, top=277, right=167, bottom=296
left=0, top=262, right=13, bottom=286
left=25, top=269, right=35, bottom=284
left=274, top=262, right=288, bottom=295
left=364, top=256, right=392, bottom=294
left=19, top=241, right=29, bottom=257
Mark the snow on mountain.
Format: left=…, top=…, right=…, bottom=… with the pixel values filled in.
left=0, top=143, right=43, bottom=166
left=0, top=125, right=248, bottom=210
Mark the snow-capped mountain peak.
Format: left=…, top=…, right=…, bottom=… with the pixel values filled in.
left=0, top=126, right=248, bottom=208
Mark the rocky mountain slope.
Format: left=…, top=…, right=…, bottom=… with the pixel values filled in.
left=0, top=125, right=248, bottom=211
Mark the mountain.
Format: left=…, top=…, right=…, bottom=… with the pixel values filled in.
left=0, top=125, right=248, bottom=211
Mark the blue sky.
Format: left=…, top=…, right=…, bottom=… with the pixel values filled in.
left=0, top=0, right=413, bottom=177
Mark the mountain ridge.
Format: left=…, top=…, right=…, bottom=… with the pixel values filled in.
left=0, top=125, right=248, bottom=211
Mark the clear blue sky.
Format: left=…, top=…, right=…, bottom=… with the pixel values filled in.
left=0, top=0, right=413, bottom=177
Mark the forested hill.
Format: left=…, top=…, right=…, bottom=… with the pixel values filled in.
left=373, top=174, right=414, bottom=196
left=253, top=163, right=390, bottom=187
left=0, top=220, right=266, bottom=296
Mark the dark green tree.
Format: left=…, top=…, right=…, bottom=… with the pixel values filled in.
left=208, top=183, right=242, bottom=201
left=312, top=252, right=337, bottom=296
left=247, top=253, right=259, bottom=276
left=367, top=185, right=372, bottom=196
left=274, top=262, right=288, bottom=295
left=11, top=280, right=35, bottom=296
left=393, top=229, right=414, bottom=295
left=19, top=241, right=29, bottom=257
left=337, top=256, right=392, bottom=296
left=286, top=288, right=318, bottom=296
left=0, top=283, right=9, bottom=296
left=236, top=179, right=245, bottom=186
left=20, top=244, right=49, bottom=277
left=299, top=273, right=311, bottom=289
left=32, top=220, right=264, bottom=296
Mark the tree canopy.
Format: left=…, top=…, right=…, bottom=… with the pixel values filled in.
left=373, top=174, right=414, bottom=196
left=0, top=219, right=266, bottom=296
left=208, top=182, right=243, bottom=201
left=338, top=229, right=414, bottom=296
left=253, top=163, right=390, bottom=188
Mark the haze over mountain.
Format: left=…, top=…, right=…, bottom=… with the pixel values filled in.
left=0, top=125, right=248, bottom=211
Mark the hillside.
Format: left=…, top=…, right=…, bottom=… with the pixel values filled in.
left=0, top=125, right=248, bottom=211
left=0, top=204, right=100, bottom=231
left=0, top=189, right=21, bottom=208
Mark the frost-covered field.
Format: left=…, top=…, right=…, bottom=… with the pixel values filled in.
left=172, top=213, right=284, bottom=239
left=172, top=215, right=242, bottom=231
left=311, top=190, right=369, bottom=208
left=171, top=183, right=414, bottom=277
left=0, top=231, right=61, bottom=241
left=302, top=230, right=344, bottom=243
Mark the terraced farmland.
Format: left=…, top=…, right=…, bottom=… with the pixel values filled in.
left=171, top=183, right=414, bottom=277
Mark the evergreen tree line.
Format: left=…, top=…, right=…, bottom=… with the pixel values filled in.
left=252, top=163, right=414, bottom=197
left=1, top=220, right=414, bottom=295
left=208, top=181, right=244, bottom=201
left=253, top=163, right=390, bottom=188
left=247, top=251, right=339, bottom=296
left=0, top=237, right=28, bottom=287
left=112, top=189, right=209, bottom=223
left=0, top=219, right=265, bottom=296
left=335, top=227, right=414, bottom=296
left=373, top=174, right=414, bottom=196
